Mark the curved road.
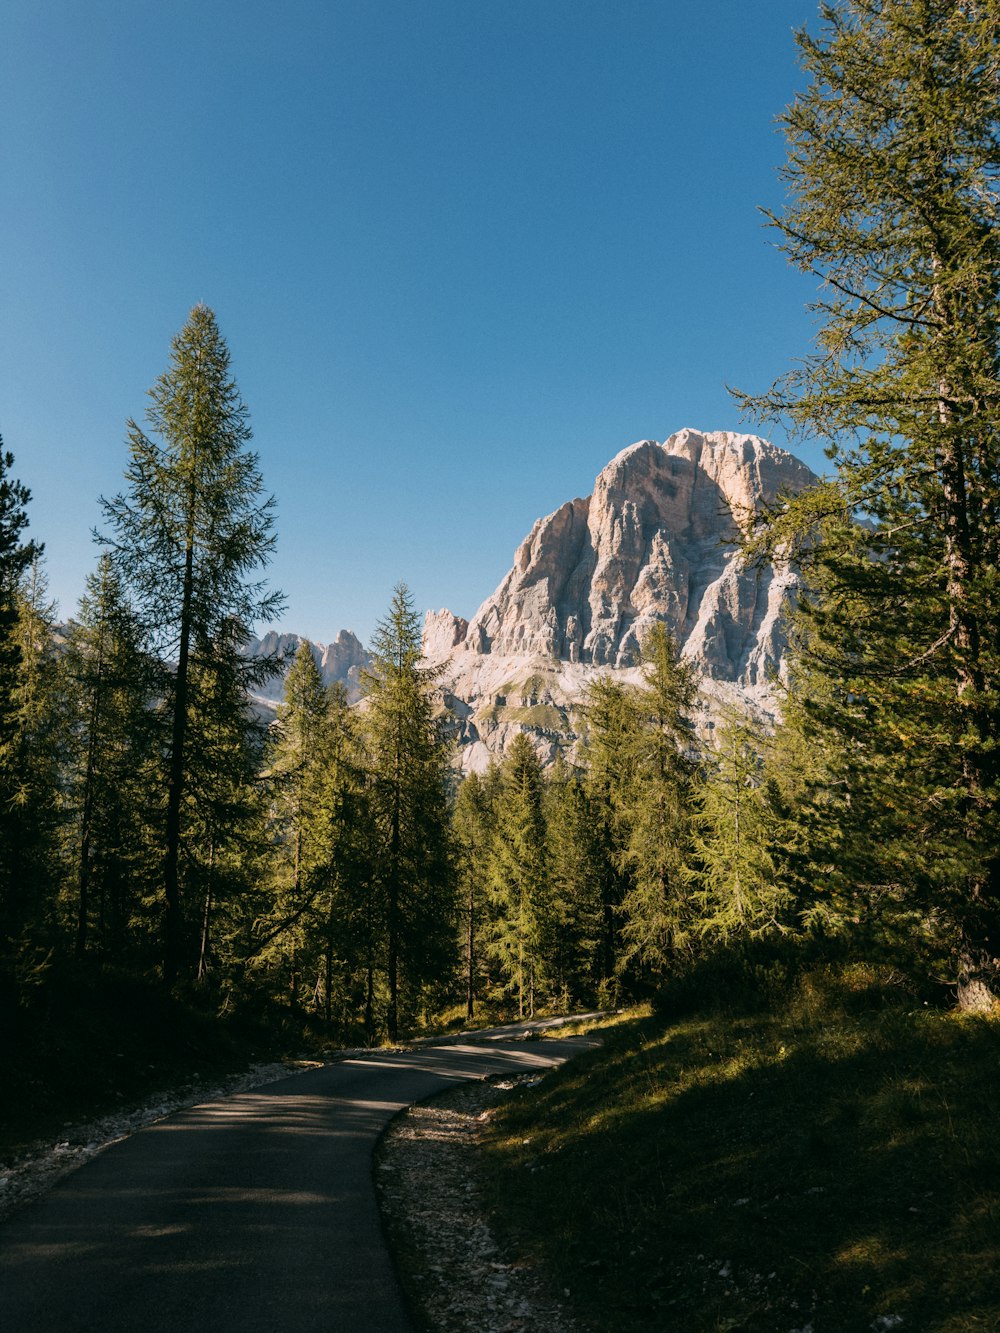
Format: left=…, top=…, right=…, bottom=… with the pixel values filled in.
left=0, top=1024, right=598, bottom=1332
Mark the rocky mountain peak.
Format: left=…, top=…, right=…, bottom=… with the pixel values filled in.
left=422, top=429, right=815, bottom=771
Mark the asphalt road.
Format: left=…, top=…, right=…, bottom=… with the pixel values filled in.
left=0, top=1027, right=598, bottom=1333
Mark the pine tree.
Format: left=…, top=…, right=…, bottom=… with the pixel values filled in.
left=692, top=711, right=783, bottom=942
left=452, top=768, right=494, bottom=1021
left=0, top=443, right=43, bottom=981
left=618, top=624, right=698, bottom=982
left=101, top=306, right=283, bottom=984
left=263, top=642, right=329, bottom=1005
left=363, top=584, right=454, bottom=1041
left=259, top=645, right=372, bottom=1025
left=0, top=441, right=41, bottom=751
left=542, top=758, right=604, bottom=1008
left=64, top=555, right=155, bottom=961
left=737, top=1, right=1000, bottom=1005
left=0, top=560, right=66, bottom=979
left=183, top=630, right=271, bottom=986
left=487, top=733, right=549, bottom=1019
left=306, top=681, right=372, bottom=1027
left=579, top=674, right=641, bottom=988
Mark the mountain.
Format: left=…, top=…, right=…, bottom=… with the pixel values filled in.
left=422, top=428, right=816, bottom=771
left=243, top=629, right=371, bottom=714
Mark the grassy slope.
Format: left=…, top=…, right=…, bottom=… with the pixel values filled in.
left=480, top=965, right=1000, bottom=1332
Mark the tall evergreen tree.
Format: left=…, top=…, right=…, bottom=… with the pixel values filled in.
left=542, top=758, right=604, bottom=1008
left=618, top=624, right=698, bottom=982
left=65, top=555, right=155, bottom=961
left=692, top=711, right=783, bottom=942
left=737, top=0, right=1000, bottom=1005
left=0, top=441, right=40, bottom=747
left=100, top=305, right=283, bottom=985
left=452, top=768, right=494, bottom=1021
left=0, top=443, right=43, bottom=982
left=487, top=733, right=550, bottom=1019
left=579, top=674, right=641, bottom=987
left=260, top=646, right=372, bottom=1024
left=0, top=560, right=66, bottom=979
left=363, top=584, right=454, bottom=1041
left=262, top=642, right=329, bottom=1005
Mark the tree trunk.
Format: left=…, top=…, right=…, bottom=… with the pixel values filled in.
left=386, top=757, right=401, bottom=1043
left=466, top=880, right=475, bottom=1022
left=163, top=538, right=195, bottom=986
left=196, top=839, right=214, bottom=981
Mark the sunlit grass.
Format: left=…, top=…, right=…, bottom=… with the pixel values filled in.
left=479, top=962, right=1000, bottom=1331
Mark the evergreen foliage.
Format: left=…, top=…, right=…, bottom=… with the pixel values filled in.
left=618, top=624, right=698, bottom=981
left=692, top=711, right=783, bottom=941
left=100, top=305, right=284, bottom=985
left=541, top=758, right=605, bottom=1007
left=0, top=560, right=66, bottom=984
left=579, top=673, right=640, bottom=986
left=487, top=733, right=550, bottom=1018
left=64, top=556, right=157, bottom=961
left=363, top=584, right=454, bottom=1040
left=260, top=646, right=372, bottom=1025
left=0, top=443, right=45, bottom=986
left=451, top=767, right=494, bottom=1020
left=736, top=0, right=1000, bottom=1006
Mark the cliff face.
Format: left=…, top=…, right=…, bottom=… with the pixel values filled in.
left=244, top=628, right=371, bottom=711
left=424, top=429, right=815, bottom=770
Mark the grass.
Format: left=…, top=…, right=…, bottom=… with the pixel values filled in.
left=479, top=960, right=1000, bottom=1331
left=482, top=703, right=567, bottom=731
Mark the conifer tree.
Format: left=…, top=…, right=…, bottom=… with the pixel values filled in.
left=183, top=629, right=271, bottom=986
left=579, top=674, right=641, bottom=986
left=452, top=768, right=494, bottom=1020
left=263, top=642, right=329, bottom=1004
left=0, top=443, right=43, bottom=981
left=0, top=560, right=66, bottom=978
left=737, top=0, right=1000, bottom=1004
left=363, top=584, right=454, bottom=1040
left=260, top=645, right=372, bottom=1023
left=100, top=306, right=283, bottom=985
left=488, top=733, right=549, bottom=1019
left=692, top=711, right=783, bottom=941
left=542, top=758, right=604, bottom=1007
left=306, top=681, right=372, bottom=1026
left=0, top=441, right=40, bottom=751
left=65, top=555, right=155, bottom=961
left=618, top=624, right=698, bottom=982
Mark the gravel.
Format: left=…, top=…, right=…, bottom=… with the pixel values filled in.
left=377, top=1073, right=579, bottom=1333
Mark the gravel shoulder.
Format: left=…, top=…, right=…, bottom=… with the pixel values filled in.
left=377, top=1073, right=580, bottom=1333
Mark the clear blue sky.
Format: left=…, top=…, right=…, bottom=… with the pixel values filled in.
left=3, top=0, right=824, bottom=645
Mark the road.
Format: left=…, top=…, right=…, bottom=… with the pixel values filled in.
left=0, top=1025, right=598, bottom=1333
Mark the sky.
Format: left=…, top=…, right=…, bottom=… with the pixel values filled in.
left=3, top=0, right=826, bottom=646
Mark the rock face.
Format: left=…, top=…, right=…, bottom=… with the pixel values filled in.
left=244, top=629, right=371, bottom=712
left=423, top=429, right=815, bottom=771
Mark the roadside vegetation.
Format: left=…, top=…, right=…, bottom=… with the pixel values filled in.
left=481, top=951, right=1000, bottom=1331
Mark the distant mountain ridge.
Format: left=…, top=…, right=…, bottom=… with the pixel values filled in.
left=243, top=629, right=371, bottom=712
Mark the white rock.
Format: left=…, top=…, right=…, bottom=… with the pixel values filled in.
left=423, top=429, right=815, bottom=768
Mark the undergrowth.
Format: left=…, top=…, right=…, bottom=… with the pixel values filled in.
left=0, top=959, right=322, bottom=1157
left=479, top=951, right=1000, bottom=1332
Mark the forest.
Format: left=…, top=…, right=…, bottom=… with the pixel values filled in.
left=1, top=0, right=998, bottom=1096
